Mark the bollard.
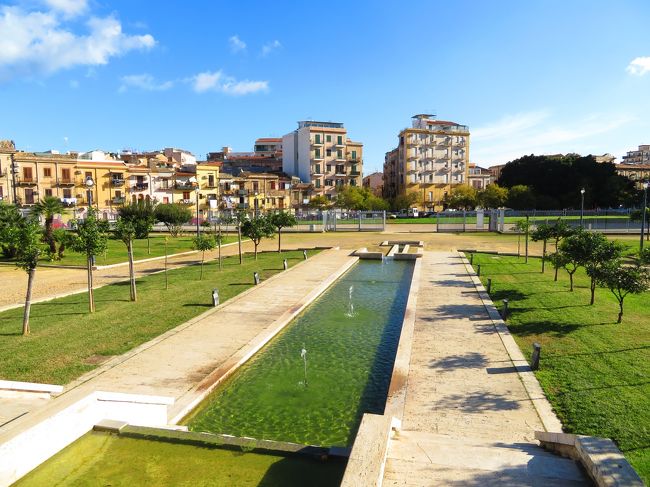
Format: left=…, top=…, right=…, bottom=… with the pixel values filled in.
left=477, top=264, right=481, bottom=277
left=303, top=249, right=307, bottom=260
left=531, top=342, right=541, bottom=370
left=283, top=259, right=288, bottom=270
left=486, top=278, right=492, bottom=294
left=502, top=299, right=509, bottom=320
left=470, top=253, right=474, bottom=265
left=253, top=272, right=260, bottom=285
left=212, top=288, right=219, bottom=307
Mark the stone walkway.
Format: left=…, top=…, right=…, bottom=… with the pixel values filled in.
left=383, top=252, right=589, bottom=486
left=0, top=249, right=356, bottom=432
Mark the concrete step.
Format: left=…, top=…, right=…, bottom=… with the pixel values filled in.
left=385, top=430, right=590, bottom=486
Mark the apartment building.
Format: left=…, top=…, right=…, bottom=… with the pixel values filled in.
left=468, top=163, right=493, bottom=189
left=622, top=145, right=650, bottom=164
left=282, top=121, right=363, bottom=200
left=253, top=138, right=282, bottom=157
left=362, top=171, right=383, bottom=196
left=208, top=146, right=282, bottom=174
left=383, top=114, right=470, bottom=211
left=615, top=164, right=650, bottom=189
left=75, top=150, right=129, bottom=218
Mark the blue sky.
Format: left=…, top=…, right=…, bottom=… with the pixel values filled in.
left=1, top=0, right=649, bottom=172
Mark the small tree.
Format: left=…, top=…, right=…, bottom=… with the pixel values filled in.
left=639, top=247, right=650, bottom=266
left=531, top=223, right=553, bottom=273
left=593, top=262, right=650, bottom=323
left=154, top=203, right=192, bottom=237
left=571, top=232, right=623, bottom=305
left=309, top=195, right=331, bottom=211
left=0, top=203, right=22, bottom=258
left=224, top=211, right=248, bottom=264
left=118, top=200, right=156, bottom=254
left=114, top=218, right=138, bottom=301
left=443, top=185, right=478, bottom=210
left=513, top=218, right=531, bottom=261
left=269, top=211, right=298, bottom=253
left=548, top=219, right=575, bottom=281
left=69, top=210, right=109, bottom=313
left=241, top=214, right=275, bottom=260
left=52, top=228, right=72, bottom=259
left=16, top=218, right=42, bottom=335
left=32, top=196, right=65, bottom=254
left=477, top=184, right=508, bottom=209
left=557, top=230, right=593, bottom=292
left=193, top=233, right=216, bottom=280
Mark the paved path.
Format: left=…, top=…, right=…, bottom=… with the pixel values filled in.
left=0, top=248, right=357, bottom=432
left=383, top=252, right=589, bottom=486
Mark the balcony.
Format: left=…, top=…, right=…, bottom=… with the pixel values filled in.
left=311, top=140, right=324, bottom=147
left=238, top=189, right=249, bottom=196
left=111, top=197, right=126, bottom=205
left=174, top=182, right=196, bottom=190
left=16, top=177, right=37, bottom=186
left=60, top=197, right=77, bottom=207
left=111, top=178, right=125, bottom=187
left=58, top=178, right=75, bottom=186
left=133, top=183, right=149, bottom=191
left=237, top=203, right=249, bottom=209
left=349, top=170, right=361, bottom=176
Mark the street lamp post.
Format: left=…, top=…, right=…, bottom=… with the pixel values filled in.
left=85, top=175, right=95, bottom=266
left=641, top=182, right=648, bottom=253
left=195, top=187, right=200, bottom=238
left=580, top=188, right=585, bottom=228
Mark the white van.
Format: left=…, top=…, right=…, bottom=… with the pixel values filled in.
left=398, top=208, right=419, bottom=218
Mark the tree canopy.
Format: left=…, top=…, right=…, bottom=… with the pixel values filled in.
left=154, top=203, right=192, bottom=237
left=497, top=154, right=638, bottom=209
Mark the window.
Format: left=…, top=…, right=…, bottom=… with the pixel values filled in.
left=315, top=179, right=321, bottom=188
left=183, top=191, right=190, bottom=199
left=85, top=171, right=92, bottom=179
left=315, top=134, right=321, bottom=144
left=43, top=168, right=52, bottom=177
left=25, top=188, right=34, bottom=204
left=45, top=188, right=53, bottom=197
left=315, top=148, right=321, bottom=159
left=350, top=179, right=356, bottom=186
left=253, top=182, right=259, bottom=192
left=337, top=149, right=342, bottom=159
left=62, top=168, right=71, bottom=181
left=270, top=181, right=276, bottom=190
left=428, top=191, right=433, bottom=201
left=351, top=150, right=357, bottom=160
left=163, top=197, right=169, bottom=204
left=115, top=190, right=122, bottom=198
left=208, top=175, right=215, bottom=187
left=326, top=135, right=331, bottom=142
left=325, top=179, right=333, bottom=186
left=23, top=167, right=33, bottom=180
left=62, top=189, right=71, bottom=198
left=326, top=164, right=332, bottom=172
left=326, top=149, right=332, bottom=157
left=337, top=135, right=342, bottom=145
left=314, top=164, right=321, bottom=174
left=0, top=186, right=3, bottom=198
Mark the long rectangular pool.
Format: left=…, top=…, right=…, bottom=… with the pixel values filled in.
left=184, top=259, right=414, bottom=447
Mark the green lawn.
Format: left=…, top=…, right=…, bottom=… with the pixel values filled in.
left=390, top=215, right=630, bottom=224
left=471, top=253, right=650, bottom=482
left=1, top=234, right=238, bottom=267
left=0, top=249, right=316, bottom=385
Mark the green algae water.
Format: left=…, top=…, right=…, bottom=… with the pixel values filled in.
left=15, top=432, right=345, bottom=487
left=186, top=259, right=413, bottom=447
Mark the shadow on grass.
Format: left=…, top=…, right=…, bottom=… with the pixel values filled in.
left=509, top=320, right=614, bottom=337
left=490, top=289, right=526, bottom=302
left=545, top=344, right=650, bottom=359
left=0, top=331, right=23, bottom=336
left=182, top=303, right=212, bottom=308
left=429, top=352, right=488, bottom=371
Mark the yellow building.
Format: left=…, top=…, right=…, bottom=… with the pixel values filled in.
left=0, top=141, right=77, bottom=210
left=231, top=171, right=291, bottom=213
left=383, top=114, right=470, bottom=211
left=196, top=162, right=221, bottom=220
left=75, top=151, right=129, bottom=219
left=615, top=163, right=650, bottom=189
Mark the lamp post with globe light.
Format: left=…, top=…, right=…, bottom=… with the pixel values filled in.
left=641, top=182, right=648, bottom=252
left=580, top=188, right=585, bottom=228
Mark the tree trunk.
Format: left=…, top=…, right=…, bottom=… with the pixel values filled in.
left=58, top=241, right=66, bottom=259
left=278, top=228, right=282, bottom=253
left=617, top=299, right=624, bottom=323
left=590, top=278, right=596, bottom=305
left=237, top=225, right=242, bottom=264
left=147, top=237, right=151, bottom=255
left=128, top=240, right=137, bottom=302
left=218, top=224, right=222, bottom=270
left=554, top=264, right=559, bottom=282
left=164, top=240, right=169, bottom=290
left=569, top=272, right=574, bottom=291
left=254, top=242, right=258, bottom=260
left=200, top=251, right=204, bottom=280
left=517, top=235, right=521, bottom=257
left=46, top=220, right=56, bottom=254
left=87, top=256, right=95, bottom=313
left=541, top=240, right=547, bottom=273
left=22, top=267, right=35, bottom=335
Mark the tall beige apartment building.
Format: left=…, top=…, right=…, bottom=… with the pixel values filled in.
left=282, top=121, right=363, bottom=200
left=383, top=114, right=469, bottom=211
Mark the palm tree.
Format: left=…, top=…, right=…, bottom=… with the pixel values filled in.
left=32, top=196, right=65, bottom=254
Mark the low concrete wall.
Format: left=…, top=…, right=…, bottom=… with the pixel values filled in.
left=536, top=431, right=643, bottom=486
left=0, top=391, right=173, bottom=486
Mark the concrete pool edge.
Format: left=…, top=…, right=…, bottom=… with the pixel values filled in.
left=340, top=256, right=422, bottom=486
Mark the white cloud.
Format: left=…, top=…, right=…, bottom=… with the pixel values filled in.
left=228, top=35, right=246, bottom=53
left=44, top=0, right=87, bottom=18
left=0, top=5, right=155, bottom=79
left=119, top=73, right=173, bottom=92
left=472, top=110, right=634, bottom=166
left=261, top=40, right=281, bottom=56
left=626, top=56, right=650, bottom=76
left=190, top=70, right=268, bottom=96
